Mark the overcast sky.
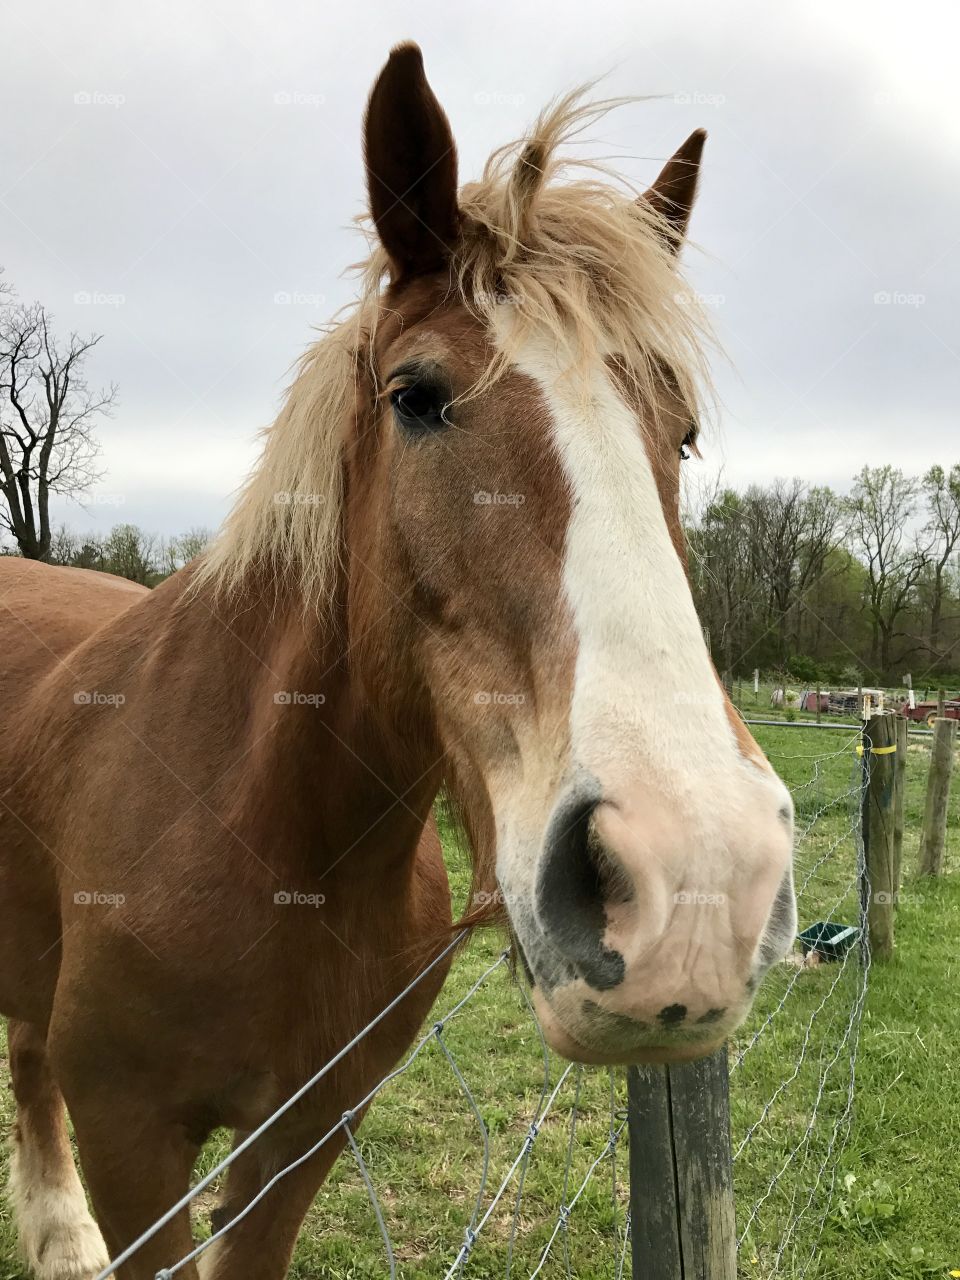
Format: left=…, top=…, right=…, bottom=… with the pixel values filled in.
left=1, top=0, right=957, bottom=538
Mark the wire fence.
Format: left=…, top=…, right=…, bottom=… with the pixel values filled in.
left=94, top=722, right=871, bottom=1280
left=731, top=729, right=870, bottom=1278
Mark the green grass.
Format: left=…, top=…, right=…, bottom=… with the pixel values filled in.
left=0, top=721, right=957, bottom=1278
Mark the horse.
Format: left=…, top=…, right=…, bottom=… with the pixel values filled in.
left=0, top=42, right=797, bottom=1280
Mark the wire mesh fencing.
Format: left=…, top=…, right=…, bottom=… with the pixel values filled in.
left=95, top=721, right=871, bottom=1280
left=731, top=723, right=871, bottom=1279
left=99, top=940, right=632, bottom=1280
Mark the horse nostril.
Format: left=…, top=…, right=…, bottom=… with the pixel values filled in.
left=535, top=788, right=626, bottom=992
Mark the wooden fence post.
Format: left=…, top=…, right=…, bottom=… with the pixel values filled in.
left=918, top=716, right=957, bottom=877
left=628, top=1049, right=737, bottom=1280
left=861, top=713, right=897, bottom=960
left=892, top=716, right=908, bottom=897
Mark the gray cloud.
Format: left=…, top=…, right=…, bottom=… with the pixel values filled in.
left=1, top=0, right=955, bottom=537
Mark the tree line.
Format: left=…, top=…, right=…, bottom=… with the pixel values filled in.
left=688, top=465, right=960, bottom=685
left=3, top=267, right=958, bottom=682
left=42, top=522, right=213, bottom=585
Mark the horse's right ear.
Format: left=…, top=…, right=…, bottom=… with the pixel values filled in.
left=364, top=43, right=460, bottom=280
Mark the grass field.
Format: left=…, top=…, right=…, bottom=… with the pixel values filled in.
left=0, top=716, right=957, bottom=1279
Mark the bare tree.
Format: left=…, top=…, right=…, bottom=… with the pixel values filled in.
left=739, top=480, right=844, bottom=663
left=921, top=464, right=960, bottom=663
left=0, top=300, right=116, bottom=560
left=159, top=525, right=214, bottom=575
left=687, top=488, right=752, bottom=676
left=846, top=465, right=931, bottom=673
left=48, top=523, right=81, bottom=565
left=176, top=525, right=213, bottom=564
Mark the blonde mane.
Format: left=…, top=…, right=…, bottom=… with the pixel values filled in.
left=196, top=92, right=713, bottom=607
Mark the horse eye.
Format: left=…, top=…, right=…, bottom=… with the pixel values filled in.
left=389, top=381, right=450, bottom=431
left=679, top=429, right=696, bottom=461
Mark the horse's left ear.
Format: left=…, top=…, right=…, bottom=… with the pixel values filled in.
left=640, top=129, right=706, bottom=252
left=364, top=43, right=460, bottom=280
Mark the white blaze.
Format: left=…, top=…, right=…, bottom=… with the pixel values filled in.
left=496, top=321, right=751, bottom=810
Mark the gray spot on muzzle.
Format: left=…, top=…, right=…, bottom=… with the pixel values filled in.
left=581, top=999, right=649, bottom=1036
left=534, top=782, right=625, bottom=992
left=696, top=1006, right=727, bottom=1025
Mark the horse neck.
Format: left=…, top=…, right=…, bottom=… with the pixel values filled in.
left=174, top=567, right=441, bottom=881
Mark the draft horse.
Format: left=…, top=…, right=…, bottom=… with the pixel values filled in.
left=0, top=43, right=796, bottom=1280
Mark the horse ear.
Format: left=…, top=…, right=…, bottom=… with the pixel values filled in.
left=364, top=43, right=460, bottom=279
left=640, top=129, right=706, bottom=252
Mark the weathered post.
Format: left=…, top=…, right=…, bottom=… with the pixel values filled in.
left=892, top=715, right=908, bottom=896
left=816, top=683, right=822, bottom=725
left=861, top=712, right=897, bottom=960
left=628, top=1049, right=737, bottom=1280
left=918, top=715, right=957, bottom=877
